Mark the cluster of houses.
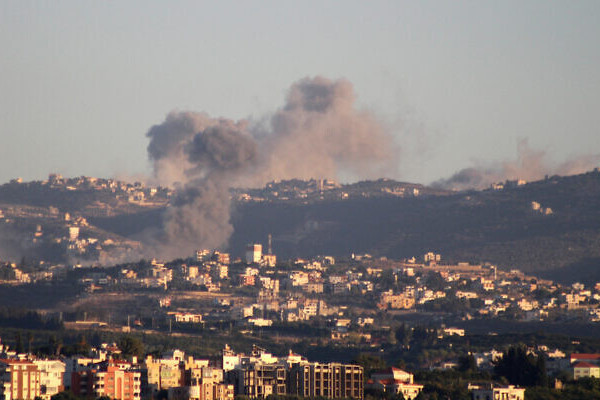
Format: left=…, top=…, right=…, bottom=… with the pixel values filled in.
left=234, top=179, right=341, bottom=203
left=11, top=246, right=600, bottom=338
left=43, top=174, right=172, bottom=205
left=15, top=336, right=600, bottom=400
left=233, top=178, right=427, bottom=204
left=371, top=257, right=600, bottom=324
left=0, top=341, right=366, bottom=400
left=0, top=174, right=174, bottom=264
left=229, top=251, right=600, bottom=328
left=6, top=240, right=600, bottom=343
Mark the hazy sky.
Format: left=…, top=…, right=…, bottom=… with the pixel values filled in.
left=1, top=1, right=599, bottom=186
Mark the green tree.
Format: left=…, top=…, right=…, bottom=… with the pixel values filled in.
left=353, top=353, right=387, bottom=377
left=395, top=324, right=412, bottom=349
left=494, top=345, right=548, bottom=387
left=118, top=335, right=144, bottom=359
left=387, top=329, right=397, bottom=345
left=457, top=354, right=477, bottom=373
left=15, top=332, right=24, bottom=354
left=536, top=354, right=549, bottom=387
left=48, top=335, right=62, bottom=356
left=27, top=332, right=33, bottom=354
left=73, top=334, right=91, bottom=355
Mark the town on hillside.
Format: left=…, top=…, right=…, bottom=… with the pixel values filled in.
left=3, top=242, right=600, bottom=398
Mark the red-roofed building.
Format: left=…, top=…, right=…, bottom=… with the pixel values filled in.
left=371, top=367, right=413, bottom=384
left=573, top=362, right=600, bottom=380
left=366, top=368, right=423, bottom=400
left=570, top=353, right=600, bottom=365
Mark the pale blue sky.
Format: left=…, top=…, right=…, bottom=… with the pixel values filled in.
left=1, top=1, right=599, bottom=185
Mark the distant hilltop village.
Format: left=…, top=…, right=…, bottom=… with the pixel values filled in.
left=231, top=178, right=435, bottom=203
left=4, top=174, right=446, bottom=209
left=7, top=173, right=174, bottom=210
left=2, top=169, right=600, bottom=278
left=3, top=171, right=579, bottom=213
left=0, top=174, right=446, bottom=265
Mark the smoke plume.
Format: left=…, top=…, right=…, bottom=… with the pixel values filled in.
left=144, top=76, right=399, bottom=258
left=433, top=139, right=600, bottom=191
left=252, top=76, right=398, bottom=183
left=145, top=113, right=257, bottom=259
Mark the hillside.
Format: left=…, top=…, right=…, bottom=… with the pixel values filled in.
left=2, top=171, right=600, bottom=283
left=227, top=170, right=600, bottom=282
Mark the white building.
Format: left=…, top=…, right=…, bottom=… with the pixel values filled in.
left=68, top=226, right=79, bottom=241
left=471, top=384, right=525, bottom=400
left=245, top=244, right=262, bottom=264
left=173, top=312, right=203, bottom=323
left=33, top=360, right=65, bottom=400
left=368, top=367, right=423, bottom=400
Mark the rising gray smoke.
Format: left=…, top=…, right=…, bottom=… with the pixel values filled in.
left=146, top=112, right=253, bottom=187
left=251, top=76, right=398, bottom=184
left=145, top=76, right=399, bottom=258
left=145, top=113, right=257, bottom=259
left=0, top=224, right=24, bottom=261
left=433, top=139, right=600, bottom=191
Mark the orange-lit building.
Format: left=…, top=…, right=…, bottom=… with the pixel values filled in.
left=0, top=359, right=41, bottom=400
left=72, top=362, right=141, bottom=400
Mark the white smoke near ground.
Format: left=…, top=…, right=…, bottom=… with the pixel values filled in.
left=144, top=76, right=399, bottom=259
left=432, top=139, right=600, bottom=191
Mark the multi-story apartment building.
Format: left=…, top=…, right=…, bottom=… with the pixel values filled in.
left=288, top=362, right=363, bottom=400
left=227, top=363, right=287, bottom=398
left=222, top=345, right=362, bottom=400
left=144, top=351, right=234, bottom=400
left=0, top=359, right=41, bottom=400
left=185, top=367, right=234, bottom=400
left=144, top=356, right=185, bottom=393
left=71, top=362, right=141, bottom=400
left=245, top=244, right=262, bottom=264
left=378, top=290, right=415, bottom=310
left=33, top=359, right=65, bottom=400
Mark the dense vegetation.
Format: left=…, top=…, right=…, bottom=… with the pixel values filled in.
left=228, top=171, right=600, bottom=283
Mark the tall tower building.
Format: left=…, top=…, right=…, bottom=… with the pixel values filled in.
left=245, top=244, right=262, bottom=264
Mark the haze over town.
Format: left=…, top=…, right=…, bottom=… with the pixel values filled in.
left=2, top=3, right=600, bottom=400
left=1, top=1, right=599, bottom=188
